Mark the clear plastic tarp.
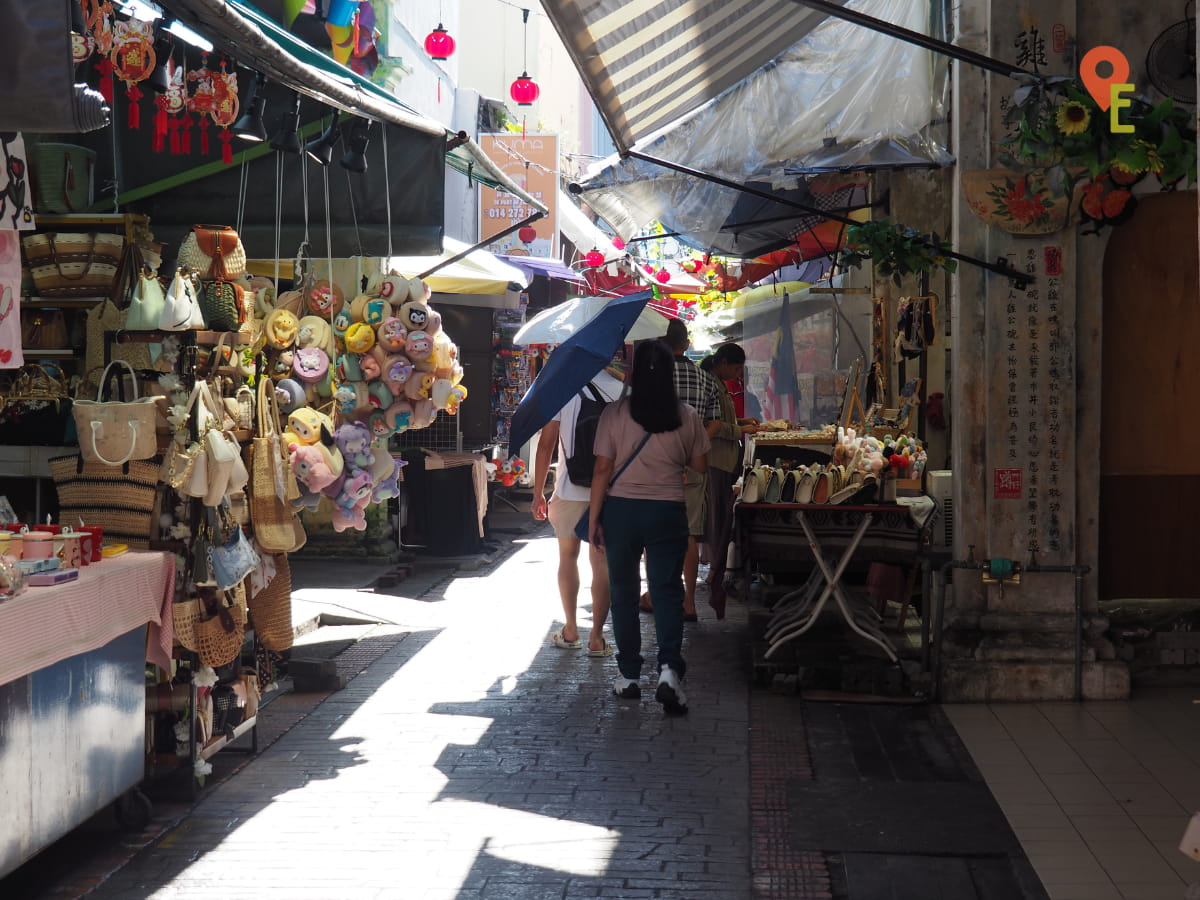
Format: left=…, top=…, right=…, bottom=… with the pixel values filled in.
left=576, top=0, right=952, bottom=254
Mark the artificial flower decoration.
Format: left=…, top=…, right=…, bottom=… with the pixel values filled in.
left=1054, top=100, right=1090, bottom=135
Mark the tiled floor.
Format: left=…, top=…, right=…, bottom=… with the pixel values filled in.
left=944, top=690, right=1200, bottom=900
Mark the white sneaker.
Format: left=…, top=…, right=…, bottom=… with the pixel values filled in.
left=612, top=675, right=641, bottom=699
left=655, top=667, right=688, bottom=715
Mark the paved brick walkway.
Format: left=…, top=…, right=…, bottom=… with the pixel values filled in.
left=78, top=528, right=767, bottom=900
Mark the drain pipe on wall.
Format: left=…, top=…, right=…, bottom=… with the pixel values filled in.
left=932, top=548, right=1092, bottom=701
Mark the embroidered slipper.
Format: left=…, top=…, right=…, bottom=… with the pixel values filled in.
left=551, top=628, right=582, bottom=649
left=588, top=639, right=614, bottom=658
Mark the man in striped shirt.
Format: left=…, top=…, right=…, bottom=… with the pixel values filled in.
left=663, top=317, right=720, bottom=621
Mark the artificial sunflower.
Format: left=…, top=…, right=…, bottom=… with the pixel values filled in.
left=1055, top=100, right=1091, bottom=135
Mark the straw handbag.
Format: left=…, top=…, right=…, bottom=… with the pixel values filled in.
left=194, top=585, right=248, bottom=668
left=22, top=232, right=124, bottom=298
left=49, top=453, right=161, bottom=548
left=246, top=375, right=305, bottom=553
left=247, top=552, right=293, bottom=651
left=72, top=360, right=162, bottom=465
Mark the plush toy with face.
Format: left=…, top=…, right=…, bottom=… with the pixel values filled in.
left=376, top=317, right=407, bottom=352
left=405, top=330, right=433, bottom=362
left=344, top=321, right=376, bottom=354
left=271, top=349, right=294, bottom=381
left=332, top=307, right=353, bottom=342
left=334, top=383, right=362, bottom=417
left=264, top=309, right=299, bottom=349
left=368, top=381, right=393, bottom=410
left=376, top=273, right=410, bottom=305
left=288, top=442, right=339, bottom=493
left=357, top=349, right=382, bottom=381
left=398, top=299, right=432, bottom=333
left=307, top=279, right=344, bottom=316
left=333, top=422, right=375, bottom=471
left=383, top=355, right=413, bottom=394
left=275, top=378, right=307, bottom=414
left=444, top=383, right=467, bottom=415
left=403, top=371, right=435, bottom=401
left=297, top=315, right=334, bottom=355
left=369, top=452, right=405, bottom=504
left=283, top=407, right=331, bottom=447
left=293, top=347, right=329, bottom=383
left=350, top=294, right=389, bottom=326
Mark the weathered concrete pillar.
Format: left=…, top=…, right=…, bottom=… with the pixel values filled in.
left=941, top=0, right=1128, bottom=700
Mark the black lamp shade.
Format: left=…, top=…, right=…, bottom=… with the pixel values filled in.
left=232, top=73, right=268, bottom=142
left=339, top=120, right=370, bottom=173
left=148, top=34, right=174, bottom=94
left=305, top=117, right=340, bottom=166
left=270, top=94, right=302, bottom=154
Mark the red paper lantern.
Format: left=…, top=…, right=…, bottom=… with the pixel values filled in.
left=655, top=269, right=671, bottom=284
left=509, top=72, right=540, bottom=106
left=518, top=226, right=537, bottom=243
left=612, top=237, right=626, bottom=250
left=584, top=249, right=605, bottom=267
left=424, top=25, right=455, bottom=61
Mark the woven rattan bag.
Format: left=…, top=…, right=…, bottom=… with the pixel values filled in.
left=49, top=453, right=161, bottom=548
left=246, top=376, right=305, bottom=553
left=248, top=552, right=293, bottom=651
left=194, top=585, right=247, bottom=668
left=23, top=231, right=124, bottom=298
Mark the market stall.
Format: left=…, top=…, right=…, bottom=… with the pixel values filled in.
left=0, top=551, right=175, bottom=879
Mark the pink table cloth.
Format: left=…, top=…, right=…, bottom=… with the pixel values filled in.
left=0, top=550, right=176, bottom=687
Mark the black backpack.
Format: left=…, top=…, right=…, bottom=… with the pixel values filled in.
left=564, top=382, right=608, bottom=487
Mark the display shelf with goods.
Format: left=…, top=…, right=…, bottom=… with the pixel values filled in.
left=491, top=305, right=535, bottom=451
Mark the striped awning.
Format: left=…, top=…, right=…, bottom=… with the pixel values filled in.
left=540, top=0, right=849, bottom=154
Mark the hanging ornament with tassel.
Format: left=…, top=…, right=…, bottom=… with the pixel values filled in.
left=82, top=0, right=115, bottom=103
left=184, top=53, right=214, bottom=155
left=209, top=59, right=240, bottom=164
left=110, top=17, right=156, bottom=129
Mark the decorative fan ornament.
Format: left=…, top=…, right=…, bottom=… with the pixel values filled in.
left=111, top=18, right=156, bottom=128
left=1146, top=7, right=1197, bottom=104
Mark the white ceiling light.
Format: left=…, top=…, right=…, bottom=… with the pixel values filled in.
left=166, top=19, right=213, bottom=52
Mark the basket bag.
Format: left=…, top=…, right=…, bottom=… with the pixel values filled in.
left=72, top=359, right=162, bottom=465
left=49, top=453, right=161, bottom=548
left=30, top=143, right=96, bottom=214
left=199, top=280, right=246, bottom=333
left=246, top=376, right=306, bottom=553
left=22, top=232, right=124, bottom=298
left=194, top=586, right=248, bottom=668
left=177, top=225, right=246, bottom=281
left=247, top=551, right=293, bottom=651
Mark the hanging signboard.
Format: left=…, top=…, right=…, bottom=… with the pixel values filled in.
left=477, top=133, right=557, bottom=258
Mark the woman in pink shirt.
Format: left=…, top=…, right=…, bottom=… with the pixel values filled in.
left=588, top=340, right=710, bottom=714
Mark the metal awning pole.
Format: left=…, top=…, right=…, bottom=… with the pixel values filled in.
left=417, top=211, right=544, bottom=279
left=624, top=150, right=1032, bottom=286
left=786, top=0, right=1038, bottom=80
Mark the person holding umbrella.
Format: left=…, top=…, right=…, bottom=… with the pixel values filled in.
left=531, top=359, right=625, bottom=656
left=588, top=340, right=710, bottom=714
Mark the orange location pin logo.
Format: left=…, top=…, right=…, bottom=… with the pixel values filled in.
left=1080, top=46, right=1130, bottom=111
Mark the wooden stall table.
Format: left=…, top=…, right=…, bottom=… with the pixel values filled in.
left=0, top=551, right=175, bottom=878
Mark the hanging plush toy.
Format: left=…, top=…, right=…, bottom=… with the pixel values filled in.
left=307, top=279, right=344, bottom=317
left=110, top=18, right=156, bottom=128
left=333, top=421, right=374, bottom=471
left=376, top=317, right=407, bottom=352
left=369, top=452, right=405, bottom=503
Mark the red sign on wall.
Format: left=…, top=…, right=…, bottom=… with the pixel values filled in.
left=994, top=468, right=1023, bottom=499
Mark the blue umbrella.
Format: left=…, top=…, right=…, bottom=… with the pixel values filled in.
left=508, top=291, right=652, bottom=456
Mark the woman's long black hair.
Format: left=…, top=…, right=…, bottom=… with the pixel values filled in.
left=629, top=340, right=682, bottom=433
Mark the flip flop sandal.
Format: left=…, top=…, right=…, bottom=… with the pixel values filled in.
left=551, top=628, right=582, bottom=649
left=588, top=639, right=614, bottom=658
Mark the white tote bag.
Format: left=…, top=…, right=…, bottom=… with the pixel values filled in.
left=159, top=268, right=206, bottom=331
